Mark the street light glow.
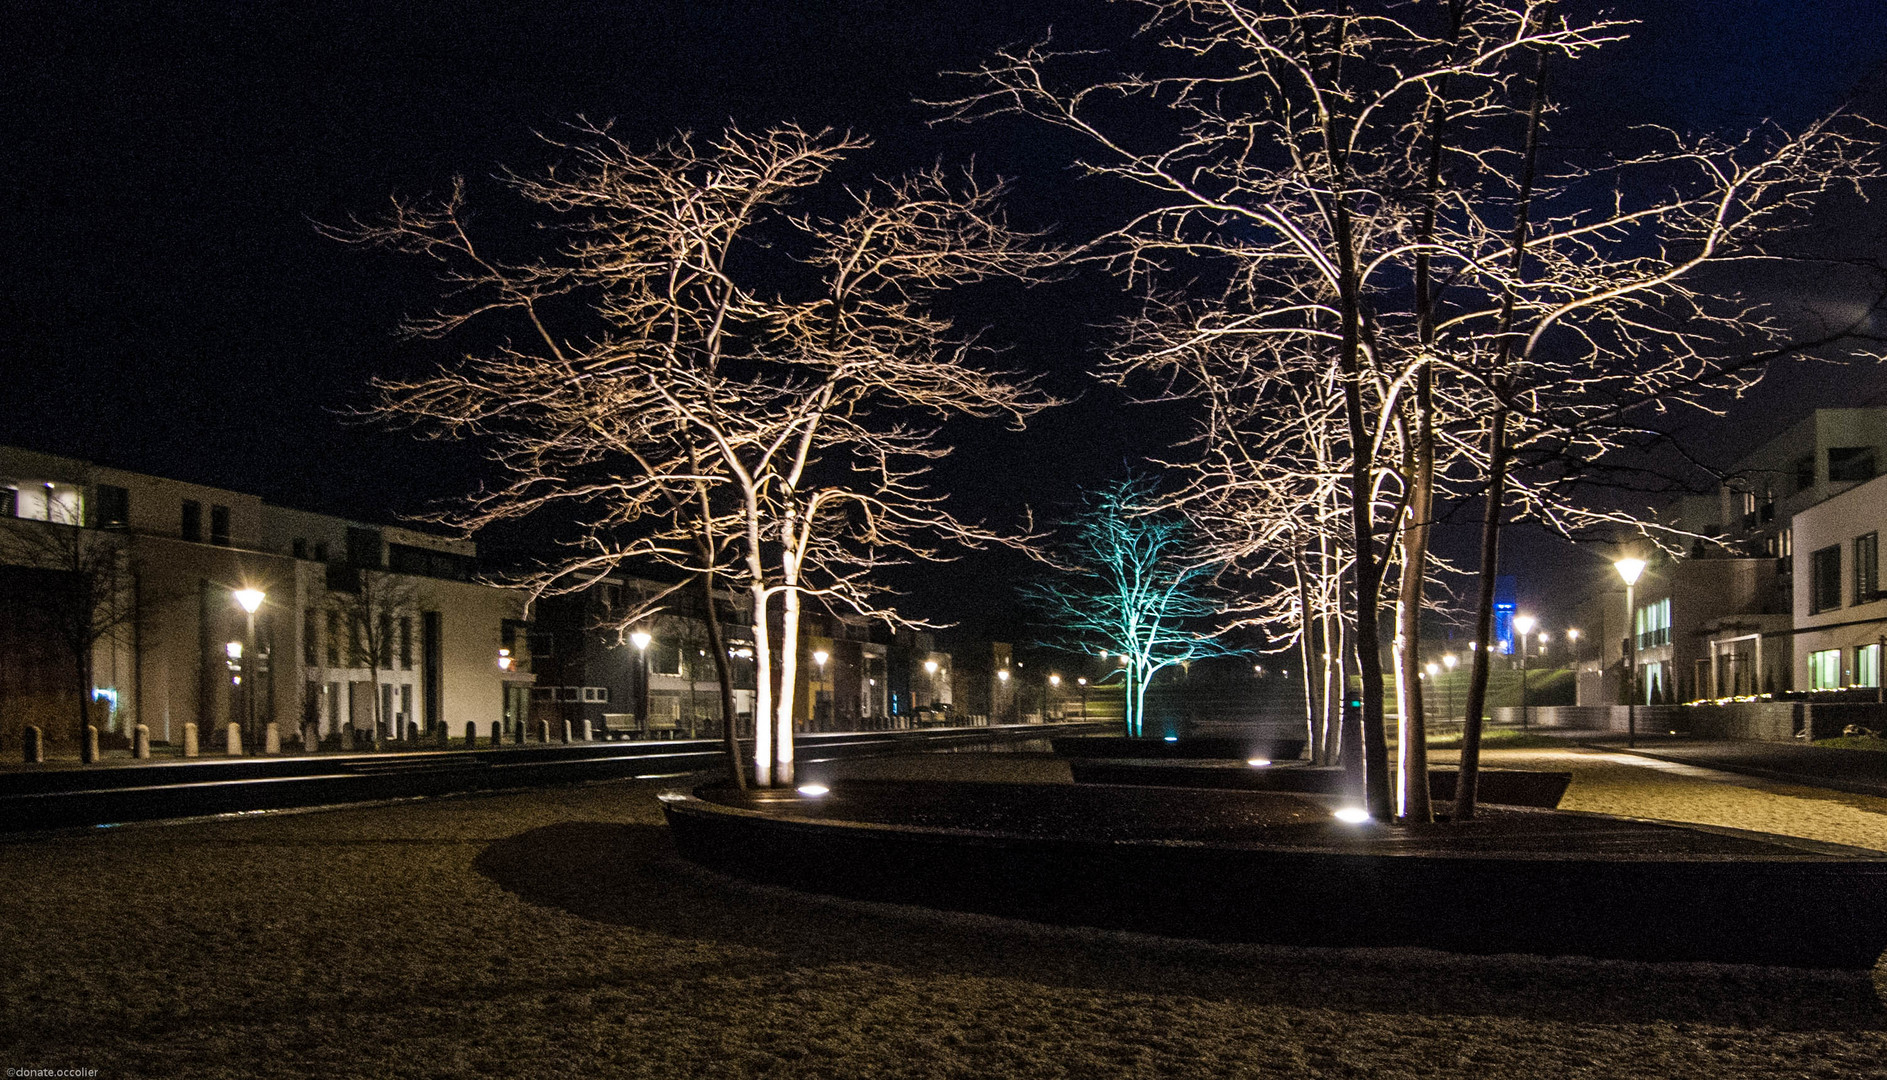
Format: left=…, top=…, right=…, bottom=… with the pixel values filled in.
left=630, top=630, right=652, bottom=650
left=1614, top=557, right=1646, bottom=586
left=1443, top=654, right=1457, bottom=670
left=233, top=588, right=265, bottom=614
left=1514, top=614, right=1536, bottom=637
left=924, top=659, right=938, bottom=674
left=813, top=649, right=829, bottom=667
left=997, top=669, right=1010, bottom=682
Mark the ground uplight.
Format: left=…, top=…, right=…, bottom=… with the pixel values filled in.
left=1333, top=807, right=1371, bottom=824
left=1163, top=735, right=1179, bottom=743
left=1247, top=757, right=1271, bottom=767
left=796, top=784, right=830, bottom=797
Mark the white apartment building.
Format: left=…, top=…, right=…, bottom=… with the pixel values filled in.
left=1790, top=469, right=1887, bottom=693
left=0, top=446, right=531, bottom=753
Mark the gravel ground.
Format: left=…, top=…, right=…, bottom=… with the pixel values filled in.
left=1, top=749, right=1885, bottom=1079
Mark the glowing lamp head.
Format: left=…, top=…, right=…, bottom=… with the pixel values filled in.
left=923, top=659, right=938, bottom=674
left=813, top=649, right=829, bottom=667
left=233, top=588, right=265, bottom=614
left=224, top=641, right=242, bottom=660
left=1077, top=677, right=1087, bottom=686
left=1567, top=629, right=1581, bottom=643
left=1513, top=614, right=1536, bottom=637
left=1049, top=674, right=1061, bottom=687
left=1425, top=662, right=1439, bottom=677
left=796, top=783, right=830, bottom=797
left=1334, top=807, right=1371, bottom=824
left=997, top=669, right=1010, bottom=682
left=1614, top=557, right=1646, bottom=586
left=1443, top=654, right=1457, bottom=670
left=630, top=630, right=652, bottom=651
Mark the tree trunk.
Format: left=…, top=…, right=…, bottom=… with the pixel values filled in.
left=773, top=586, right=801, bottom=785
left=749, top=584, right=774, bottom=787
left=696, top=570, right=745, bottom=790
left=1455, top=405, right=1507, bottom=822
left=77, top=652, right=95, bottom=763
left=1294, top=546, right=1320, bottom=759
left=1393, top=380, right=1436, bottom=822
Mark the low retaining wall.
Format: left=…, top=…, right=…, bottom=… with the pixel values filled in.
left=1493, top=702, right=1887, bottom=742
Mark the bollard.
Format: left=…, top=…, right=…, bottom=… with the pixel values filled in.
left=304, top=722, right=320, bottom=754
left=462, top=721, right=476, bottom=749
left=537, top=720, right=551, bottom=745
left=134, top=723, right=151, bottom=759
left=183, top=722, right=199, bottom=758
left=560, top=719, right=573, bottom=744
left=84, top=724, right=100, bottom=764
left=23, top=725, right=44, bottom=764
left=406, top=721, right=419, bottom=744
left=226, top=722, right=243, bottom=756
left=264, top=722, right=281, bottom=755
left=579, top=718, right=593, bottom=742
left=490, top=720, right=502, bottom=748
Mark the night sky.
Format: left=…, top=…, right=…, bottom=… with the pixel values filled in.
left=6, top=1, right=1887, bottom=641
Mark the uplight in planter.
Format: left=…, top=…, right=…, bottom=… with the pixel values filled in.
left=1333, top=807, right=1371, bottom=824
left=1163, top=735, right=1179, bottom=743
left=796, top=784, right=830, bottom=797
left=1247, top=757, right=1271, bottom=768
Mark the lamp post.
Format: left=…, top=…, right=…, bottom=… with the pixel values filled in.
left=1615, top=558, right=1647, bottom=748
left=1076, top=676, right=1088, bottom=720
left=630, top=629, right=652, bottom=738
left=233, top=588, right=265, bottom=744
left=1513, top=614, right=1536, bottom=729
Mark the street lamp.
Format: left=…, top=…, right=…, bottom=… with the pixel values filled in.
left=1513, top=614, right=1536, bottom=728
left=631, top=629, right=652, bottom=738
left=233, top=588, right=265, bottom=744
left=1615, top=558, right=1647, bottom=748
left=1076, top=676, right=1088, bottom=720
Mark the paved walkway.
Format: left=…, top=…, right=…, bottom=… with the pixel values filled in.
left=1540, top=730, right=1887, bottom=799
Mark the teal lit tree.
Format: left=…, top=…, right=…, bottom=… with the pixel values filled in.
left=1024, top=477, right=1240, bottom=737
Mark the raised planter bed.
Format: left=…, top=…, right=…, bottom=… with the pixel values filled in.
left=1051, top=735, right=1308, bottom=761
left=663, top=778, right=1887, bottom=969
left=1067, top=760, right=1573, bottom=809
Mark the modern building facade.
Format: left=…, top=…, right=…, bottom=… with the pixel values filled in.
left=0, top=446, right=532, bottom=753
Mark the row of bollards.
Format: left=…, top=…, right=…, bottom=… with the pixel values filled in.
left=20, top=715, right=611, bottom=763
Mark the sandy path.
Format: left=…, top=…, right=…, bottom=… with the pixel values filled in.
left=0, top=752, right=1883, bottom=1079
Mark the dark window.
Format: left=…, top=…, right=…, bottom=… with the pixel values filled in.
left=346, top=527, right=383, bottom=568
left=527, top=631, right=555, bottom=659
left=210, top=504, right=230, bottom=546
left=1857, top=532, right=1879, bottom=604
left=0, top=488, right=13, bottom=517
left=303, top=607, right=318, bottom=666
left=326, top=611, right=342, bottom=666
left=378, top=612, right=394, bottom=668
left=1829, top=447, right=1877, bottom=484
left=91, top=484, right=129, bottom=528
left=399, top=616, right=413, bottom=669
left=1794, top=455, right=1816, bottom=494
left=313, top=541, right=329, bottom=562
left=292, top=538, right=308, bottom=560
left=1811, top=545, right=1843, bottom=614
left=181, top=500, right=202, bottom=542
left=387, top=542, right=475, bottom=581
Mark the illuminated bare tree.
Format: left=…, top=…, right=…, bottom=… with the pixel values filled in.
left=1022, top=476, right=1241, bottom=737
left=943, top=0, right=1882, bottom=821
left=333, top=123, right=1056, bottom=786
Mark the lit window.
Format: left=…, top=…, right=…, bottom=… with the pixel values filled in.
left=1809, top=649, right=1843, bottom=690
left=1857, top=644, right=1881, bottom=689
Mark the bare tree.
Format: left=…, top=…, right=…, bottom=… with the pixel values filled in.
left=943, top=0, right=1882, bottom=821
left=0, top=511, right=137, bottom=762
left=327, top=569, right=424, bottom=745
left=1022, top=476, right=1242, bottom=736
left=334, top=123, right=1058, bottom=786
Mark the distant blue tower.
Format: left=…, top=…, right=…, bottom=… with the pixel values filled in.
left=1493, top=576, right=1517, bottom=655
